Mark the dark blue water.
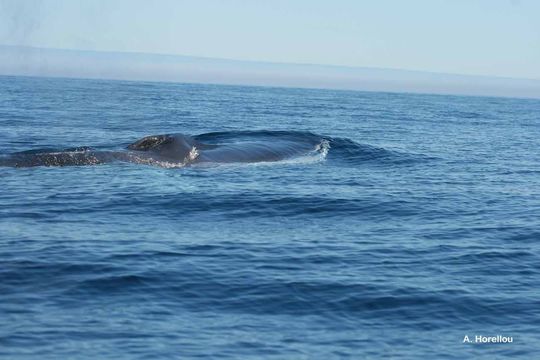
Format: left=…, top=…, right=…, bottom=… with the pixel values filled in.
left=1, top=75, right=540, bottom=359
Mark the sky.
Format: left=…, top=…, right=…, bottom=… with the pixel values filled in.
left=0, top=0, right=540, bottom=98
left=1, top=0, right=539, bottom=79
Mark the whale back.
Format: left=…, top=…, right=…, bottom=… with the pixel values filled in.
left=127, top=134, right=201, bottom=161
left=1, top=131, right=326, bottom=168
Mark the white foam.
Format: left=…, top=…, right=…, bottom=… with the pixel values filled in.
left=191, top=139, right=330, bottom=169
left=275, top=139, right=330, bottom=165
left=128, top=140, right=330, bottom=169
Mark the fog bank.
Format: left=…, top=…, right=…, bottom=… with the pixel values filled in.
left=2, top=45, right=540, bottom=99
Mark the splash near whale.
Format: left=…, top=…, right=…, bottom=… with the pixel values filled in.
left=0, top=131, right=331, bottom=168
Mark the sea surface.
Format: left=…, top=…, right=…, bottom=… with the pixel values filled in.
left=1, top=75, right=539, bottom=359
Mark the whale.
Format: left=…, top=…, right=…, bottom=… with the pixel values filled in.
left=0, top=131, right=328, bottom=168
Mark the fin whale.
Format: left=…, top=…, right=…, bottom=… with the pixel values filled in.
left=0, top=131, right=327, bottom=168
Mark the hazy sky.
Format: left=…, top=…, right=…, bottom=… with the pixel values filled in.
left=1, top=0, right=539, bottom=80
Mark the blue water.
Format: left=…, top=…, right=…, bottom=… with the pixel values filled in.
left=1, top=75, right=540, bottom=359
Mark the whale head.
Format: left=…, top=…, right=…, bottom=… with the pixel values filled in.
left=127, top=134, right=197, bottom=160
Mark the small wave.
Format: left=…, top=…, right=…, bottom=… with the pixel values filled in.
left=286, top=138, right=331, bottom=164
left=271, top=138, right=329, bottom=165
left=326, top=137, right=428, bottom=166
left=202, top=138, right=331, bottom=168
left=192, top=130, right=420, bottom=168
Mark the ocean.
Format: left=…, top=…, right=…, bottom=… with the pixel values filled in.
left=1, top=75, right=539, bottom=359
